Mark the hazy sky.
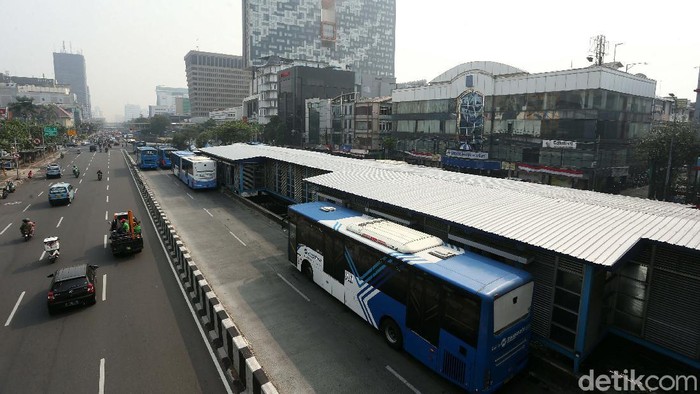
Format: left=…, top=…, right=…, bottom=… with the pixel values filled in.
left=1, top=0, right=699, bottom=122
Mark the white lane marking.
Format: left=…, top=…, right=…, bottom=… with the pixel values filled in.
left=49, top=182, right=53, bottom=186
left=37, top=191, right=44, bottom=197
left=203, top=208, right=214, bottom=217
left=105, top=211, right=108, bottom=221
left=385, top=365, right=421, bottom=394
left=22, top=204, right=31, bottom=212
left=5, top=292, right=26, bottom=326
left=107, top=177, right=109, bottom=182
left=102, top=274, right=107, bottom=301
left=79, top=179, right=83, bottom=184
left=75, top=188, right=78, bottom=194
left=186, top=193, right=194, bottom=200
left=106, top=195, right=109, bottom=203
left=229, top=231, right=247, bottom=247
left=39, top=250, right=46, bottom=261
left=106, top=185, right=109, bottom=191
left=277, top=273, right=310, bottom=302
left=99, top=358, right=105, bottom=394
left=103, top=234, right=107, bottom=249
left=56, top=217, right=63, bottom=228
left=0, top=223, right=12, bottom=235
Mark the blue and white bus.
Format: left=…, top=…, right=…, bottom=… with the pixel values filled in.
left=171, top=151, right=216, bottom=189
left=170, top=150, right=195, bottom=178
left=288, top=202, right=533, bottom=392
left=157, top=146, right=177, bottom=169
left=135, top=146, right=158, bottom=169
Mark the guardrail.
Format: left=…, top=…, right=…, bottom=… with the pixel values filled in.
left=123, top=150, right=278, bottom=394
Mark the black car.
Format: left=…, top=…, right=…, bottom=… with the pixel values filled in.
left=89, top=145, right=97, bottom=152
left=47, top=264, right=98, bottom=314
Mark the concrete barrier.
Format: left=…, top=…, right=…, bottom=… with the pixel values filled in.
left=122, top=149, right=277, bottom=394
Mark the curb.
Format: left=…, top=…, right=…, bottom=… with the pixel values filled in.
left=123, top=150, right=278, bottom=394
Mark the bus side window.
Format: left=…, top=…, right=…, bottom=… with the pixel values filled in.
left=406, top=273, right=441, bottom=346
left=323, top=233, right=345, bottom=283
left=443, top=286, right=481, bottom=347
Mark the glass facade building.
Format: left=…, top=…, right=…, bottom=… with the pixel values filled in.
left=53, top=52, right=91, bottom=119
left=243, top=0, right=395, bottom=78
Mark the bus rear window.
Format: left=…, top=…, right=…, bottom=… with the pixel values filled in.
left=493, top=281, right=534, bottom=334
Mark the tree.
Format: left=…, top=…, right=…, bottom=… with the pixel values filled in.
left=150, top=115, right=171, bottom=137
left=262, top=116, right=286, bottom=145
left=213, top=120, right=253, bottom=145
left=8, top=96, right=37, bottom=122
left=635, top=122, right=700, bottom=201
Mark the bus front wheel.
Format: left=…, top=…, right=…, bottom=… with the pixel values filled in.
left=380, top=318, right=403, bottom=350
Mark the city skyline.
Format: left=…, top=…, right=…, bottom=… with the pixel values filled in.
left=0, top=0, right=698, bottom=121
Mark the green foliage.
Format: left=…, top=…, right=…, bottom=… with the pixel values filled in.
left=635, top=122, right=700, bottom=200
left=150, top=115, right=171, bottom=136
left=262, top=116, right=286, bottom=145
left=212, top=120, right=254, bottom=145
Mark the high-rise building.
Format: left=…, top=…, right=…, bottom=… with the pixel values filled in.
left=53, top=51, right=91, bottom=119
left=124, top=104, right=143, bottom=121
left=242, top=0, right=395, bottom=78
left=155, top=86, right=189, bottom=113
left=184, top=51, right=252, bottom=118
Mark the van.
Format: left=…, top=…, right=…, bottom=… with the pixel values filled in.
left=48, top=182, right=75, bottom=206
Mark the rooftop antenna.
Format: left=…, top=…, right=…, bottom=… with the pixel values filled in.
left=62, top=41, right=66, bottom=53
left=587, top=34, right=607, bottom=66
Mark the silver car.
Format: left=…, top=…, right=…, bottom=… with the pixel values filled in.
left=46, top=163, right=62, bottom=179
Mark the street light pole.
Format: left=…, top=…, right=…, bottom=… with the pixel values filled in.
left=663, top=93, right=677, bottom=201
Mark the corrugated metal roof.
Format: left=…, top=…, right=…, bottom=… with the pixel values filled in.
left=202, top=144, right=700, bottom=266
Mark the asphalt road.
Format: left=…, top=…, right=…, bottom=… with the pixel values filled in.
left=0, top=149, right=230, bottom=393
left=139, top=159, right=463, bottom=393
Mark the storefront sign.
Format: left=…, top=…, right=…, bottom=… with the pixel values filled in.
left=542, top=140, right=577, bottom=149
left=446, top=149, right=488, bottom=160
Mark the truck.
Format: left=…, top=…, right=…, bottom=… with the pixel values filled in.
left=109, top=210, right=143, bottom=256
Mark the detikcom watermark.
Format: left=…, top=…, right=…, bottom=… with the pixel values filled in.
left=579, top=369, right=698, bottom=392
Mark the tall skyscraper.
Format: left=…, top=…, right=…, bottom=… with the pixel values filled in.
left=53, top=51, right=91, bottom=119
left=243, top=0, right=395, bottom=78
left=184, top=51, right=252, bottom=117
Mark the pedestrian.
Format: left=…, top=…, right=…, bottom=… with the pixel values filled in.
left=27, top=170, right=33, bottom=179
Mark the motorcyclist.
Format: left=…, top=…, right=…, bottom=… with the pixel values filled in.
left=72, top=165, right=79, bottom=177
left=20, top=218, right=35, bottom=236
left=97, top=169, right=103, bottom=180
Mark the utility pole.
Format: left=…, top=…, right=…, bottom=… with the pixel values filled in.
left=663, top=94, right=677, bottom=201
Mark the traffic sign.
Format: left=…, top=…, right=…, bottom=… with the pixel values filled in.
left=44, top=127, right=58, bottom=136
left=67, top=129, right=77, bottom=136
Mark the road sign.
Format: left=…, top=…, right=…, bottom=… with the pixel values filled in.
left=67, top=129, right=77, bottom=136
left=44, top=127, right=58, bottom=136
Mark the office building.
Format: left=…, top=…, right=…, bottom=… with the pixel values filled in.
left=391, top=61, right=656, bottom=192
left=242, top=0, right=395, bottom=78
left=184, top=51, right=252, bottom=118
left=156, top=86, right=189, bottom=115
left=53, top=51, right=91, bottom=119
left=124, top=104, right=143, bottom=121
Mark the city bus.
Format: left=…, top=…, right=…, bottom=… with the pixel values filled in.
left=287, top=202, right=534, bottom=392
left=170, top=150, right=195, bottom=178
left=171, top=151, right=216, bottom=189
left=131, top=140, right=146, bottom=153
left=136, top=146, right=158, bottom=169
left=157, top=146, right=177, bottom=169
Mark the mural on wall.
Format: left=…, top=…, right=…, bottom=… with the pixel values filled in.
left=458, top=90, right=484, bottom=151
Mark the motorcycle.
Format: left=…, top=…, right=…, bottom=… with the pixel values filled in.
left=1, top=187, right=7, bottom=199
left=43, top=237, right=60, bottom=264
left=97, top=172, right=103, bottom=181
left=5, top=180, right=16, bottom=193
left=21, top=223, right=35, bottom=241
left=60, top=152, right=65, bottom=159
left=73, top=168, right=80, bottom=178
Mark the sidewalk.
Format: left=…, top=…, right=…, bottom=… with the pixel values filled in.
left=1, top=151, right=61, bottom=187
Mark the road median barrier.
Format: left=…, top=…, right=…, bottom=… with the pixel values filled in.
left=121, top=149, right=278, bottom=394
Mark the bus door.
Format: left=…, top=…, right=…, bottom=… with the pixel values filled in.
left=404, top=272, right=441, bottom=370
left=323, top=235, right=345, bottom=302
